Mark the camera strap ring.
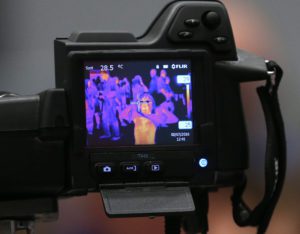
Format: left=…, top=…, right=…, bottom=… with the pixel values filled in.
left=231, top=61, right=286, bottom=234
left=265, top=60, right=283, bottom=95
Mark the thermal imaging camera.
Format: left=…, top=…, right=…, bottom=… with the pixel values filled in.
left=54, top=0, right=246, bottom=190
left=0, top=1, right=285, bottom=234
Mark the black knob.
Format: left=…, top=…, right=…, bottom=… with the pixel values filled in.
left=202, top=11, right=221, bottom=29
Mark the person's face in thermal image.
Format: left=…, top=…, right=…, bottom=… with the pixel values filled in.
left=100, top=72, right=109, bottom=81
left=160, top=69, right=167, bottom=78
left=150, top=69, right=157, bottom=78
left=165, top=77, right=170, bottom=84
left=140, top=96, right=153, bottom=115
left=87, top=80, right=92, bottom=88
left=114, top=77, right=119, bottom=85
left=135, top=94, right=156, bottom=145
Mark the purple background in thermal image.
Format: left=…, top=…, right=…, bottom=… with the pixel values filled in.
left=84, top=60, right=194, bottom=146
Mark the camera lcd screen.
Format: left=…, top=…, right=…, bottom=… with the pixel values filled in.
left=84, top=59, right=194, bottom=146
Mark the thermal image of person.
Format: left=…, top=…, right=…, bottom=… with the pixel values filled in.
left=156, top=70, right=176, bottom=114
left=132, top=75, right=148, bottom=102
left=132, top=93, right=179, bottom=145
left=157, top=69, right=173, bottom=101
left=133, top=93, right=158, bottom=145
left=98, top=72, right=120, bottom=141
left=118, top=77, right=131, bottom=110
left=119, top=75, right=148, bottom=127
left=85, top=76, right=98, bottom=135
left=85, top=72, right=103, bottom=131
left=85, top=98, right=95, bottom=135
left=149, top=69, right=158, bottom=94
left=86, top=74, right=98, bottom=98
left=92, top=76, right=102, bottom=131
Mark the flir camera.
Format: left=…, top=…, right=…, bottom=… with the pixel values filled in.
left=54, top=0, right=247, bottom=190
left=0, top=1, right=285, bottom=234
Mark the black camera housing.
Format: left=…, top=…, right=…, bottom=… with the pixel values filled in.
left=0, top=0, right=269, bottom=201
left=54, top=0, right=250, bottom=194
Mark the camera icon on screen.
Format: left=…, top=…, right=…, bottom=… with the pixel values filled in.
left=103, top=166, right=112, bottom=173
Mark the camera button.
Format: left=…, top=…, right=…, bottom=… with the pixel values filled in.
left=144, top=161, right=164, bottom=174
left=202, top=11, right=221, bottom=29
left=184, top=19, right=200, bottom=27
left=198, top=158, right=208, bottom=168
left=178, top=31, right=193, bottom=39
left=95, top=163, right=115, bottom=175
left=214, top=36, right=228, bottom=44
left=121, top=162, right=140, bottom=174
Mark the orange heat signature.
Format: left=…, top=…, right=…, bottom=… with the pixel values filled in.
left=134, top=116, right=156, bottom=145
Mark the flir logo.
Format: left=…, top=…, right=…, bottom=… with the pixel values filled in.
left=171, top=64, right=188, bottom=70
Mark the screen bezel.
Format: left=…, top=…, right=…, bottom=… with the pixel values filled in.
left=68, top=49, right=214, bottom=154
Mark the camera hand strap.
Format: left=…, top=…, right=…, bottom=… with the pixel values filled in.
left=231, top=61, right=286, bottom=234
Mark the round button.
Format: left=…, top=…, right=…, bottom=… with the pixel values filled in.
left=199, top=158, right=208, bottom=168
left=202, top=11, right=221, bottom=29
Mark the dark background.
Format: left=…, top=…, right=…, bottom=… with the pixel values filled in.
left=0, top=0, right=299, bottom=233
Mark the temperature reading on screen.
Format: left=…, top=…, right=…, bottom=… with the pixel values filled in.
left=99, top=65, right=114, bottom=71
left=178, top=121, right=193, bottom=130
left=177, top=75, right=191, bottom=84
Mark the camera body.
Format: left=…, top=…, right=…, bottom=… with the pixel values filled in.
left=54, top=0, right=249, bottom=195
left=0, top=0, right=269, bottom=201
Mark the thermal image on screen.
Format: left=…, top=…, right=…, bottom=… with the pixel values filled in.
left=84, top=60, right=194, bottom=146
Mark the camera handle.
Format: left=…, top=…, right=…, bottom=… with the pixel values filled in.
left=231, top=60, right=286, bottom=234
left=224, top=56, right=286, bottom=234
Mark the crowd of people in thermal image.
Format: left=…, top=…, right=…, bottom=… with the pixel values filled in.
left=85, top=68, right=190, bottom=145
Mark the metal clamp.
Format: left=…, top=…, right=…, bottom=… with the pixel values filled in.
left=265, top=60, right=282, bottom=94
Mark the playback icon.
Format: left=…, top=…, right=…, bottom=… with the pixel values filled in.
left=151, top=164, right=160, bottom=172
left=145, top=161, right=163, bottom=174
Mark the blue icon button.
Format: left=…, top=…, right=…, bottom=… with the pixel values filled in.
left=199, top=158, right=208, bottom=168
left=145, top=161, right=163, bottom=174
left=95, top=163, right=115, bottom=175
left=122, top=163, right=140, bottom=174
left=125, top=165, right=138, bottom=172
left=151, top=164, right=161, bottom=172
left=103, top=166, right=112, bottom=173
